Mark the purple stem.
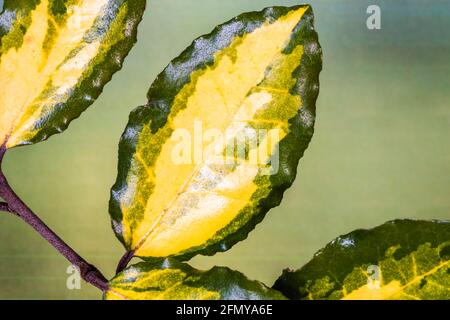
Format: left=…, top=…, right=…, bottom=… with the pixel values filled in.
left=116, top=250, right=134, bottom=274
left=0, top=146, right=109, bottom=292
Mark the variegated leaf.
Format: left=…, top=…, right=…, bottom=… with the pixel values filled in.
left=106, top=259, right=286, bottom=300
left=273, top=220, right=450, bottom=300
left=110, top=5, right=322, bottom=260
left=0, top=0, right=146, bottom=148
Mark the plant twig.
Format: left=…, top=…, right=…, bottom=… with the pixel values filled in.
left=0, top=146, right=109, bottom=291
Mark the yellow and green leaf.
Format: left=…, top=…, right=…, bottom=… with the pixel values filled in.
left=106, top=259, right=286, bottom=300
left=273, top=220, right=450, bottom=300
left=0, top=0, right=146, bottom=148
left=110, top=5, right=322, bottom=260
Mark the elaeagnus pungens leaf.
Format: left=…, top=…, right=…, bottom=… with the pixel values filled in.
left=0, top=0, right=146, bottom=149
left=105, top=259, right=286, bottom=300
left=273, top=220, right=450, bottom=300
left=109, top=5, right=322, bottom=261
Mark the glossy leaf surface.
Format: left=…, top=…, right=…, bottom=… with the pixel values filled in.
left=0, top=0, right=146, bottom=148
left=106, top=259, right=286, bottom=300
left=110, top=5, right=322, bottom=260
left=273, top=220, right=450, bottom=300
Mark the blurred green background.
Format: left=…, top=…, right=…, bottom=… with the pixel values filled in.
left=0, top=0, right=449, bottom=299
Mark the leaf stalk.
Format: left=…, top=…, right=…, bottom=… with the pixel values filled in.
left=116, top=250, right=135, bottom=274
